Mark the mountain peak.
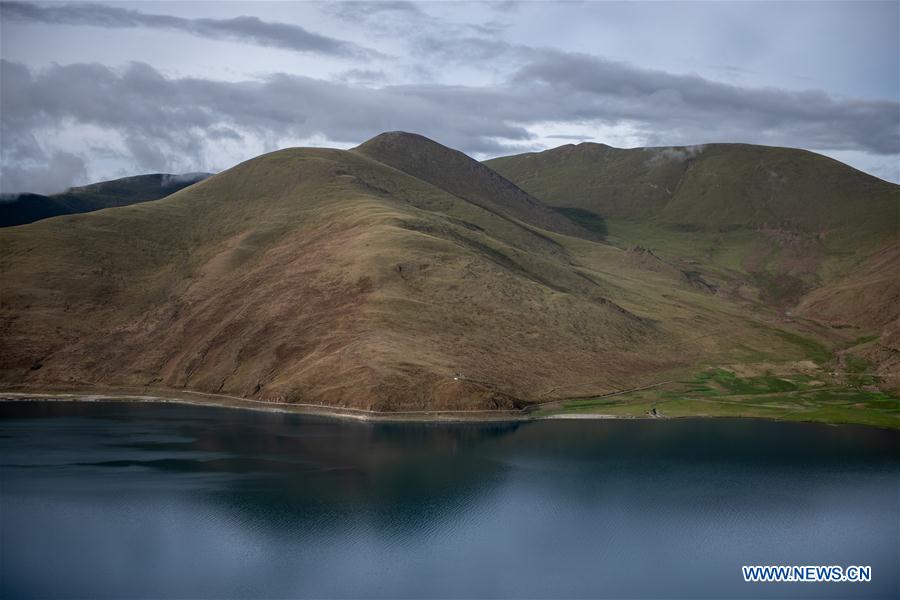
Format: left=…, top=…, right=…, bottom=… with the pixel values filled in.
left=361, top=130, right=432, bottom=143
left=354, top=131, right=593, bottom=239
left=354, top=131, right=454, bottom=156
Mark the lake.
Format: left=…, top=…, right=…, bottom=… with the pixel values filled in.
left=1, top=401, right=897, bottom=599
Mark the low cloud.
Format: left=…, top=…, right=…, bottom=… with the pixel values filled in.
left=1, top=150, right=87, bottom=195
left=160, top=172, right=212, bottom=187
left=645, top=145, right=707, bottom=165
left=2, top=52, right=897, bottom=192
left=1, top=2, right=379, bottom=59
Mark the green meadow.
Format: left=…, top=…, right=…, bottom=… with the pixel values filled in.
left=539, top=367, right=899, bottom=429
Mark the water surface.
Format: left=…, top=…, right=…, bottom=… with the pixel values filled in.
left=1, top=401, right=897, bottom=598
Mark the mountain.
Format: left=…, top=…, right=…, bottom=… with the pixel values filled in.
left=487, top=143, right=899, bottom=309
left=0, top=172, right=212, bottom=227
left=354, top=132, right=592, bottom=239
left=485, top=143, right=897, bottom=236
left=0, top=134, right=895, bottom=420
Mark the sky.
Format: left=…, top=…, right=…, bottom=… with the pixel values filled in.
left=1, top=0, right=898, bottom=194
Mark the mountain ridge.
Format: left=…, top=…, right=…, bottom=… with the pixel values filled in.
left=486, top=141, right=900, bottom=310
left=0, top=172, right=212, bottom=227
left=354, top=131, right=594, bottom=240
left=1, top=132, right=896, bottom=421
left=0, top=143, right=673, bottom=410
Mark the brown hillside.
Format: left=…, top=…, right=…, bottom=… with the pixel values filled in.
left=1, top=134, right=887, bottom=413
left=354, top=132, right=591, bottom=239
left=0, top=144, right=679, bottom=410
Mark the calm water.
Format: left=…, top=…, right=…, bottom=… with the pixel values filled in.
left=0, top=402, right=897, bottom=599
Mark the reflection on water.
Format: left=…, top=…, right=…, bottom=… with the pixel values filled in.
left=1, top=402, right=897, bottom=599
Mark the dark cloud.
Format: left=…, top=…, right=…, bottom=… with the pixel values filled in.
left=0, top=59, right=529, bottom=191
left=1, top=150, right=87, bottom=195
left=2, top=53, right=897, bottom=193
left=512, top=51, right=900, bottom=155
left=325, top=0, right=507, bottom=44
left=0, top=2, right=379, bottom=59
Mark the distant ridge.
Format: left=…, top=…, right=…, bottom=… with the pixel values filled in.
left=0, top=172, right=212, bottom=227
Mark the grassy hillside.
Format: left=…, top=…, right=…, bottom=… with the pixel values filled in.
left=354, top=132, right=592, bottom=239
left=486, top=143, right=897, bottom=241
left=487, top=143, right=899, bottom=325
left=0, top=134, right=895, bottom=424
left=0, top=172, right=211, bottom=227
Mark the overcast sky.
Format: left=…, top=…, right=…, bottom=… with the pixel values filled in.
left=1, top=0, right=898, bottom=193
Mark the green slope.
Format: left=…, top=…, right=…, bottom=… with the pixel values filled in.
left=486, top=142, right=898, bottom=243
left=487, top=143, right=900, bottom=307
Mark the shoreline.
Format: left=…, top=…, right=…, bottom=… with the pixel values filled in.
left=0, top=389, right=545, bottom=423
left=0, top=380, right=670, bottom=423
left=0, top=386, right=655, bottom=423
left=1, top=388, right=896, bottom=430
